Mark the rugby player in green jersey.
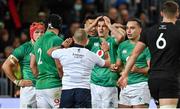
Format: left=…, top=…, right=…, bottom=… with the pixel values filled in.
left=30, top=14, right=64, bottom=108
left=2, top=22, right=45, bottom=108
left=118, top=1, right=180, bottom=108
left=114, top=18, right=151, bottom=108
left=85, top=16, right=126, bottom=108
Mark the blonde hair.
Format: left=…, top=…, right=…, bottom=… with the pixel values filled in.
left=73, top=28, right=87, bottom=43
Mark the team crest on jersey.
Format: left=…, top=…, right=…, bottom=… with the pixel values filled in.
left=96, top=50, right=104, bottom=57
left=122, top=49, right=127, bottom=54
left=94, top=42, right=99, bottom=46
left=159, top=25, right=167, bottom=29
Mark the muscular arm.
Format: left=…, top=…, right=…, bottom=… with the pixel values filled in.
left=123, top=42, right=146, bottom=76
left=55, top=59, right=63, bottom=78
left=118, top=41, right=146, bottom=88
left=131, top=60, right=150, bottom=75
left=84, top=16, right=102, bottom=33
left=47, top=38, right=73, bottom=56
left=47, top=46, right=61, bottom=56
left=103, top=16, right=125, bottom=43
left=2, top=55, right=32, bottom=86
left=2, top=55, right=18, bottom=82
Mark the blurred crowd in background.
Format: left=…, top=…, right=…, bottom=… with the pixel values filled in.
left=0, top=0, right=180, bottom=97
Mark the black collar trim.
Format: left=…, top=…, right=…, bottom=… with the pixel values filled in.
left=72, top=43, right=85, bottom=48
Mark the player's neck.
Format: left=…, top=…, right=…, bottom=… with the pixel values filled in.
left=99, top=34, right=108, bottom=39
left=31, top=39, right=35, bottom=44
left=130, top=36, right=139, bottom=44
left=130, top=39, right=138, bottom=44
left=162, top=17, right=177, bottom=24
left=74, top=42, right=85, bottom=47
left=74, top=40, right=86, bottom=47
left=48, top=29, right=59, bottom=35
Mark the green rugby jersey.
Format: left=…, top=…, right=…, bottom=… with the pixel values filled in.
left=33, top=31, right=64, bottom=89
left=12, top=41, right=36, bottom=86
left=117, top=40, right=151, bottom=84
left=90, top=36, right=120, bottom=87
left=85, top=36, right=100, bottom=50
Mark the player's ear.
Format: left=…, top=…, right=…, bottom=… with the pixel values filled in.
left=176, top=10, right=179, bottom=18
left=139, top=28, right=142, bottom=34
left=160, top=11, right=164, bottom=17
left=72, top=36, right=75, bottom=42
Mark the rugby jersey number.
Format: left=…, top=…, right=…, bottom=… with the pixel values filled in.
left=38, top=48, right=42, bottom=65
left=156, top=33, right=166, bottom=49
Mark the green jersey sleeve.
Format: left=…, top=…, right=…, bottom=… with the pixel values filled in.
left=117, top=43, right=122, bottom=60
left=52, top=36, right=64, bottom=47
left=111, top=37, right=119, bottom=46
left=12, top=45, right=25, bottom=61
left=31, top=47, right=35, bottom=55
left=145, top=48, right=151, bottom=61
left=86, top=37, right=100, bottom=50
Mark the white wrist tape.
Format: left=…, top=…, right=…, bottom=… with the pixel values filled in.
left=13, top=80, right=22, bottom=86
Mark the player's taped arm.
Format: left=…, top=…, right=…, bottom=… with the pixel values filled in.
left=2, top=55, right=33, bottom=87
left=2, top=55, right=19, bottom=83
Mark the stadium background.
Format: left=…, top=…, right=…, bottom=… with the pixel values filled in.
left=0, top=0, right=179, bottom=107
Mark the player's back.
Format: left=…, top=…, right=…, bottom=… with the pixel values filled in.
left=34, top=31, right=63, bottom=89
left=140, top=22, right=180, bottom=79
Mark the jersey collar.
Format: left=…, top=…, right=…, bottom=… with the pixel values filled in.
left=72, top=43, right=85, bottom=48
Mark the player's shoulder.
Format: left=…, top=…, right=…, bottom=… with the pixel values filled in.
left=18, top=41, right=32, bottom=49
left=141, top=24, right=159, bottom=38
left=119, top=40, right=129, bottom=47
left=89, top=36, right=100, bottom=41
left=146, top=24, right=159, bottom=32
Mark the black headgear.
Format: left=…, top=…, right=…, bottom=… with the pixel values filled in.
left=45, top=14, right=62, bottom=31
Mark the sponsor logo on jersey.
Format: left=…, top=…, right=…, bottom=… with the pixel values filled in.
left=94, top=42, right=99, bottom=46
left=159, top=25, right=167, bottom=29
left=122, top=49, right=127, bottom=54
left=96, top=50, right=104, bottom=57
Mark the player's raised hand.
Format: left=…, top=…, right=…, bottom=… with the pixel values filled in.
left=103, top=16, right=111, bottom=27
left=93, top=16, right=103, bottom=26
left=62, top=38, right=73, bottom=48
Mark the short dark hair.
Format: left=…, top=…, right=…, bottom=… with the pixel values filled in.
left=98, top=17, right=105, bottom=22
left=84, top=15, right=97, bottom=21
left=45, top=14, right=62, bottom=31
left=127, top=18, right=142, bottom=28
left=161, top=1, right=179, bottom=18
left=83, top=14, right=98, bottom=25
